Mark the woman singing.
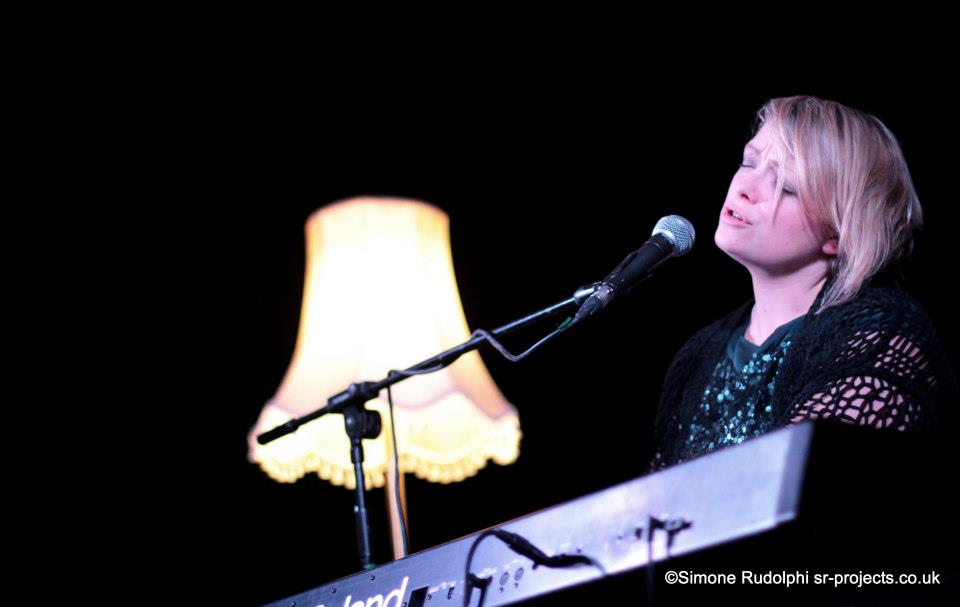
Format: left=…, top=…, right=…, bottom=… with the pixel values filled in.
left=649, top=95, right=957, bottom=471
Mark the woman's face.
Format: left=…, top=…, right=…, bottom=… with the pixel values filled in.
left=714, top=121, right=835, bottom=276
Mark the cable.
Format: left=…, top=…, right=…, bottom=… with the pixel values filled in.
left=461, top=528, right=605, bottom=607
left=380, top=317, right=569, bottom=556
left=380, top=318, right=573, bottom=562
left=390, top=363, right=448, bottom=377
left=382, top=362, right=464, bottom=557
left=462, top=530, right=497, bottom=607
left=471, top=320, right=572, bottom=363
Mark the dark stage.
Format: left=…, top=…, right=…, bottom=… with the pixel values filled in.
left=196, top=80, right=959, bottom=606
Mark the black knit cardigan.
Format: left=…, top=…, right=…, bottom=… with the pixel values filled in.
left=649, top=285, right=957, bottom=471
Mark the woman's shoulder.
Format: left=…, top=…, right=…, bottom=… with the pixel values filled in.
left=813, top=285, right=936, bottom=338
left=793, top=284, right=947, bottom=382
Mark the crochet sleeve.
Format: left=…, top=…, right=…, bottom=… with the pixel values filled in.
left=786, top=293, right=940, bottom=431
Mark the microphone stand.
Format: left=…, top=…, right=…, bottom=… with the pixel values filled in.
left=257, top=283, right=599, bottom=569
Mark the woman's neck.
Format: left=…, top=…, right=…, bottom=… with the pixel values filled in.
left=745, top=267, right=828, bottom=346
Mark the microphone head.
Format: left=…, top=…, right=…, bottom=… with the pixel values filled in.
left=652, top=215, right=695, bottom=256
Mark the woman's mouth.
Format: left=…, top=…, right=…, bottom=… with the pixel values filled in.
left=723, top=207, right=751, bottom=225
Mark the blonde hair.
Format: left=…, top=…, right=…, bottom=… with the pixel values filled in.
left=756, top=96, right=923, bottom=312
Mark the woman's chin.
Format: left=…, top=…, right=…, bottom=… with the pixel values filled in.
left=714, top=227, right=739, bottom=254
left=714, top=233, right=752, bottom=267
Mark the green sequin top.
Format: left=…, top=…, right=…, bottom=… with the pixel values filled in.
left=681, top=316, right=803, bottom=460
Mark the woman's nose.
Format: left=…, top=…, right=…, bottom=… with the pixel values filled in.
left=736, top=180, right=756, bottom=205
left=736, top=171, right=765, bottom=205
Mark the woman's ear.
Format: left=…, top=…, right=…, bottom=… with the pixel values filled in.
left=822, top=237, right=839, bottom=256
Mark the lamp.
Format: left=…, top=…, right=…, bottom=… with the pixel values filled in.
left=248, top=197, right=521, bottom=552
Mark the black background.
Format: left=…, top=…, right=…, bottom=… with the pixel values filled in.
left=182, top=72, right=959, bottom=606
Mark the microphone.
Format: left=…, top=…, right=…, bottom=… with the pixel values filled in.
left=573, top=215, right=694, bottom=323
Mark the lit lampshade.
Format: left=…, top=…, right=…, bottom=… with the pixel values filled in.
left=248, top=197, right=521, bottom=490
